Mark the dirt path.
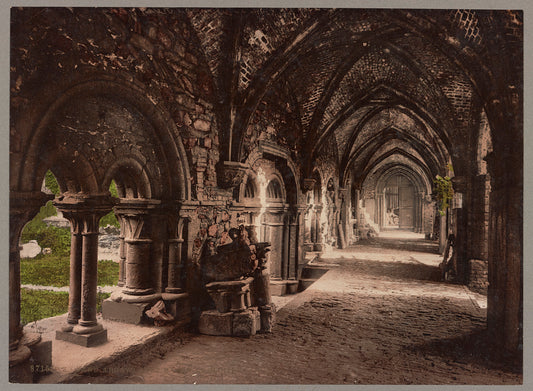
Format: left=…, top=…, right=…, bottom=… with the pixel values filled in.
left=68, top=238, right=522, bottom=385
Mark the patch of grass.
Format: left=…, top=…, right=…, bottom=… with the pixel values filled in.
left=20, top=288, right=68, bottom=325
left=21, top=205, right=71, bottom=256
left=21, top=253, right=119, bottom=287
left=97, top=260, right=120, bottom=286
left=20, top=289, right=111, bottom=326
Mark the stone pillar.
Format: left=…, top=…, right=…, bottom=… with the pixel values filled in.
left=486, top=151, right=522, bottom=356
left=166, top=216, right=187, bottom=293
left=451, top=176, right=468, bottom=283
left=338, top=188, right=348, bottom=247
left=10, top=191, right=53, bottom=382
left=313, top=204, right=323, bottom=251
left=375, top=192, right=383, bottom=230
left=116, top=214, right=126, bottom=287
left=281, top=212, right=290, bottom=280
left=114, top=199, right=161, bottom=301
left=54, top=193, right=115, bottom=346
left=301, top=178, right=316, bottom=251
left=59, top=211, right=83, bottom=328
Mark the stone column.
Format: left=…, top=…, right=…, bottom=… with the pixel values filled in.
left=451, top=176, right=468, bottom=283
left=10, top=191, right=53, bottom=382
left=281, top=211, right=290, bottom=280
left=116, top=214, right=126, bottom=287
left=54, top=193, right=115, bottom=345
left=166, top=216, right=187, bottom=293
left=486, top=151, right=522, bottom=355
left=338, top=188, right=348, bottom=248
left=114, top=199, right=161, bottom=301
left=57, top=210, right=83, bottom=329
left=375, top=192, right=383, bottom=229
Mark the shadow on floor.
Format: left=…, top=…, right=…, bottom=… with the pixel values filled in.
left=357, top=237, right=440, bottom=254
left=409, top=328, right=523, bottom=375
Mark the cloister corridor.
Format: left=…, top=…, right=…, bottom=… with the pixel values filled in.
left=59, top=232, right=519, bottom=385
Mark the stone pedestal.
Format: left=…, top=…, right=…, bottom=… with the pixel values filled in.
left=199, top=278, right=263, bottom=337
left=204, top=278, right=254, bottom=313
left=55, top=329, right=108, bottom=347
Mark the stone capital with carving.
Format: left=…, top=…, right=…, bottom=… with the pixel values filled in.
left=53, top=192, right=116, bottom=234
left=301, top=178, right=316, bottom=192
left=216, top=161, right=251, bottom=189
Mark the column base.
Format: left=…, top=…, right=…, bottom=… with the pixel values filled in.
left=9, top=345, right=32, bottom=383
left=270, top=280, right=298, bottom=296
left=162, top=292, right=191, bottom=322
left=55, top=328, right=107, bottom=347
left=102, top=299, right=151, bottom=325
left=110, top=289, right=161, bottom=304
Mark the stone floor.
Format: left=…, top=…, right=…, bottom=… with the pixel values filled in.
left=49, top=234, right=521, bottom=385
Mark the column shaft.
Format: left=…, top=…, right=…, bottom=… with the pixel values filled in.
left=67, top=232, right=83, bottom=325
left=78, top=232, right=99, bottom=327
left=166, top=238, right=184, bottom=293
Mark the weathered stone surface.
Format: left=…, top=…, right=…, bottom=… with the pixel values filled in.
left=198, top=310, right=233, bottom=336
left=102, top=299, right=150, bottom=325
left=232, top=309, right=259, bottom=337
left=55, top=329, right=107, bottom=347
left=193, top=119, right=211, bottom=132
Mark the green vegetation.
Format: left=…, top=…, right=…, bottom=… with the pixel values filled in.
left=433, top=166, right=454, bottom=216
left=21, top=254, right=119, bottom=287
left=20, top=289, right=110, bottom=326
left=100, top=179, right=120, bottom=228
left=45, top=170, right=61, bottom=195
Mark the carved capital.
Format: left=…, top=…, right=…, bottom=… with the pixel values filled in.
left=114, top=198, right=161, bottom=239
left=54, top=192, right=116, bottom=235
left=216, top=161, right=250, bottom=189
left=301, top=178, right=316, bottom=192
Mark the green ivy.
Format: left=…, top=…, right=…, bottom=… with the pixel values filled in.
left=433, top=174, right=454, bottom=216
left=44, top=170, right=60, bottom=195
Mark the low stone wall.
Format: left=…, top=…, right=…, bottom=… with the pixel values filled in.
left=467, top=259, right=488, bottom=295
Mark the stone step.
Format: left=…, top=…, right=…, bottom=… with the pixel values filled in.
left=297, top=278, right=317, bottom=292
left=300, top=265, right=329, bottom=279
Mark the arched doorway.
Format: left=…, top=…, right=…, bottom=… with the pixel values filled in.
left=383, top=174, right=415, bottom=230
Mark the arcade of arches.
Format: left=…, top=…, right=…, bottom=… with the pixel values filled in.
left=9, top=8, right=522, bottom=383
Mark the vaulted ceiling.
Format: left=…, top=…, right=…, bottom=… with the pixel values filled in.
left=187, top=8, right=521, bottom=187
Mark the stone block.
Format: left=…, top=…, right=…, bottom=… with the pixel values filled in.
left=162, top=292, right=192, bottom=321
left=29, top=340, right=52, bottom=376
left=259, top=305, right=275, bottom=333
left=102, top=299, right=150, bottom=325
left=55, top=329, right=107, bottom=347
left=269, top=281, right=287, bottom=296
left=232, top=310, right=258, bottom=337
left=286, top=281, right=299, bottom=294
left=198, top=310, right=233, bottom=336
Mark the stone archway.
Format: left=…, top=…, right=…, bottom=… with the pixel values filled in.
left=9, top=76, right=193, bottom=376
